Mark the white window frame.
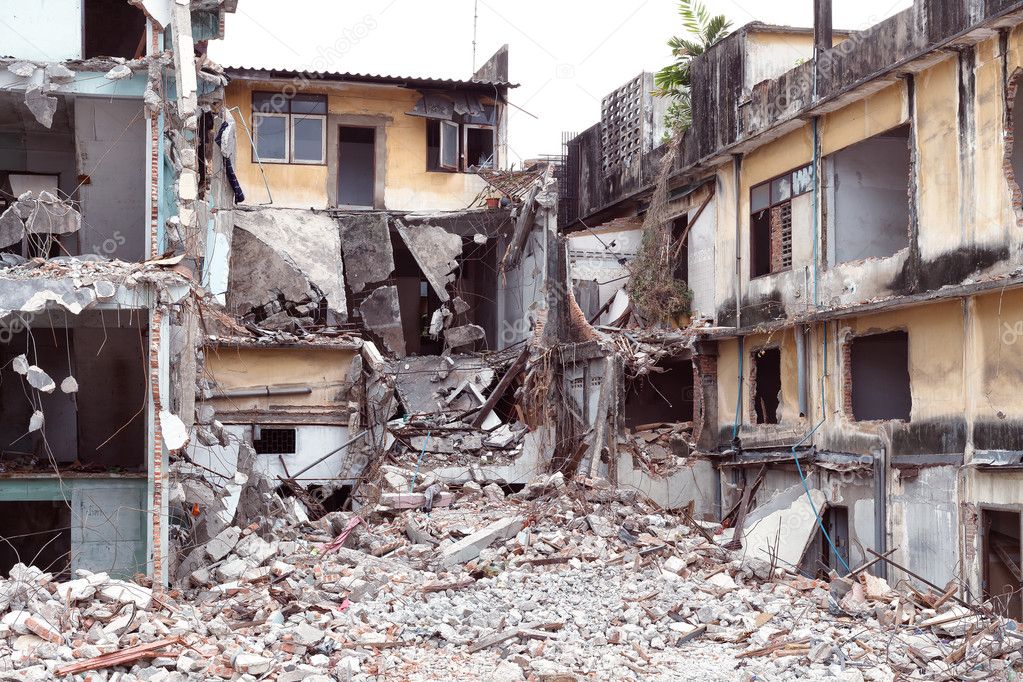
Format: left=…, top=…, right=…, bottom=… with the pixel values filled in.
left=439, top=120, right=460, bottom=171
left=289, top=114, right=327, bottom=165
left=462, top=123, right=496, bottom=170
left=252, top=112, right=289, bottom=163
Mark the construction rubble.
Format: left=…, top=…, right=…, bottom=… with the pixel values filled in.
left=0, top=463, right=1019, bottom=681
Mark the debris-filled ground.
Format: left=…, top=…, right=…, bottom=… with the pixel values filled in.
left=2, top=468, right=1021, bottom=681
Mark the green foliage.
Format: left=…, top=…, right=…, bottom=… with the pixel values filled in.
left=655, top=0, right=732, bottom=134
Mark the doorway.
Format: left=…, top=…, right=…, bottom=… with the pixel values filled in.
left=338, top=126, right=376, bottom=208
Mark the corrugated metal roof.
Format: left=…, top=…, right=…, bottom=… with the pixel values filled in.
left=223, top=65, right=518, bottom=89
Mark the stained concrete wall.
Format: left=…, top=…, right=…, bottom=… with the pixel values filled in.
left=74, top=97, right=148, bottom=261
left=225, top=79, right=496, bottom=211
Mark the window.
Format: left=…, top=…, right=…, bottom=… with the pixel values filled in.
left=752, top=347, right=781, bottom=424
left=252, top=93, right=327, bottom=164
left=750, top=164, right=811, bottom=278
left=253, top=427, right=297, bottom=455
left=427, top=119, right=496, bottom=172
left=848, top=331, right=911, bottom=421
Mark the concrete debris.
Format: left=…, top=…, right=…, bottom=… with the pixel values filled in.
left=338, top=213, right=395, bottom=293
left=60, top=376, right=78, bottom=394
left=1, top=469, right=1009, bottom=682
left=444, top=323, right=486, bottom=349
left=395, top=221, right=463, bottom=302
left=359, top=285, right=406, bottom=357
left=28, top=410, right=43, bottom=432
left=25, top=366, right=54, bottom=393
left=159, top=410, right=190, bottom=451
left=11, top=354, right=28, bottom=375
left=105, top=64, right=134, bottom=80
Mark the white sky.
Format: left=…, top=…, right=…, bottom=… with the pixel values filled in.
left=210, top=0, right=914, bottom=164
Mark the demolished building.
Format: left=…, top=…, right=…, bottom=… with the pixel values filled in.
left=0, top=0, right=239, bottom=583
left=561, top=0, right=1023, bottom=620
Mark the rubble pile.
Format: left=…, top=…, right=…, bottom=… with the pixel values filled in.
left=620, top=422, right=695, bottom=475
left=1, top=471, right=1022, bottom=681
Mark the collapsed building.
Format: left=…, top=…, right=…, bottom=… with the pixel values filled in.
left=561, top=0, right=1023, bottom=620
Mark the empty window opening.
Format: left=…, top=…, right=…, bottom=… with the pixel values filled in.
left=84, top=0, right=146, bottom=59
left=623, top=359, right=695, bottom=429
left=0, top=501, right=71, bottom=578
left=826, top=125, right=911, bottom=264
left=253, top=428, right=297, bottom=455
left=464, top=126, right=495, bottom=169
left=983, top=509, right=1022, bottom=621
left=671, top=216, right=689, bottom=282
left=849, top=331, right=912, bottom=421
left=752, top=347, right=781, bottom=424
left=0, top=321, right=148, bottom=472
left=750, top=165, right=810, bottom=278
left=338, top=126, right=376, bottom=208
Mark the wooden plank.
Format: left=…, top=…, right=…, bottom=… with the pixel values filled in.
left=470, top=345, right=529, bottom=429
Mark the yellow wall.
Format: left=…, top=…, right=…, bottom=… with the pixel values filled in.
left=204, top=346, right=357, bottom=419
left=820, top=82, right=906, bottom=156
left=225, top=79, right=493, bottom=211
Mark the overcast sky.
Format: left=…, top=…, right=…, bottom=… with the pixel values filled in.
left=210, top=0, right=914, bottom=164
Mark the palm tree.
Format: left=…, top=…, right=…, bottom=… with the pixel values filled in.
left=655, top=0, right=732, bottom=134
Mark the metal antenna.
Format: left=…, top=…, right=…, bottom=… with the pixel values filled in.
left=472, top=0, right=479, bottom=72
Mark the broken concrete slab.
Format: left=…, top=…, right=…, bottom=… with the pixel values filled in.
left=0, top=207, right=25, bottom=249
left=439, top=516, right=526, bottom=567
left=227, top=223, right=319, bottom=316
left=378, top=492, right=454, bottom=510
left=24, top=192, right=81, bottom=235
left=232, top=208, right=347, bottom=320
left=395, top=221, right=462, bottom=302
left=741, top=485, right=826, bottom=570
left=359, top=286, right=406, bottom=357
left=338, top=213, right=394, bottom=293
left=444, top=324, right=486, bottom=349
left=390, top=356, right=495, bottom=415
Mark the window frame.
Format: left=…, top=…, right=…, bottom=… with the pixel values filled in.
left=462, top=123, right=497, bottom=170
left=427, top=120, right=497, bottom=173
left=252, top=111, right=290, bottom=164
left=749, top=164, right=812, bottom=279
left=250, top=92, right=328, bottom=166
left=438, top=120, right=460, bottom=171
left=289, top=114, right=327, bottom=165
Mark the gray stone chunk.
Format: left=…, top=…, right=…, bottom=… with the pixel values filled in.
left=339, top=213, right=394, bottom=293
left=359, top=286, right=406, bottom=357
left=439, top=516, right=525, bottom=567
left=444, top=324, right=486, bottom=349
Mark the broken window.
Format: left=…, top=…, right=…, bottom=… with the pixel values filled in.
left=826, top=125, right=911, bottom=263
left=338, top=126, right=376, bottom=208
left=623, top=360, right=694, bottom=429
left=464, top=125, right=496, bottom=169
left=252, top=93, right=327, bottom=164
left=750, top=165, right=809, bottom=278
left=752, top=347, right=781, bottom=424
left=983, top=509, right=1022, bottom=620
left=671, top=216, right=689, bottom=282
left=253, top=428, right=297, bottom=455
left=849, top=331, right=912, bottom=421
left=427, top=120, right=495, bottom=172
left=84, top=0, right=146, bottom=59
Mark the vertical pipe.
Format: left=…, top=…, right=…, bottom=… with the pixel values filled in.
left=796, top=325, right=808, bottom=418
left=733, top=154, right=743, bottom=328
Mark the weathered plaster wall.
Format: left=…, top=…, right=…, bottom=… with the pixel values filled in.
left=225, top=80, right=491, bottom=211
left=204, top=346, right=357, bottom=423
